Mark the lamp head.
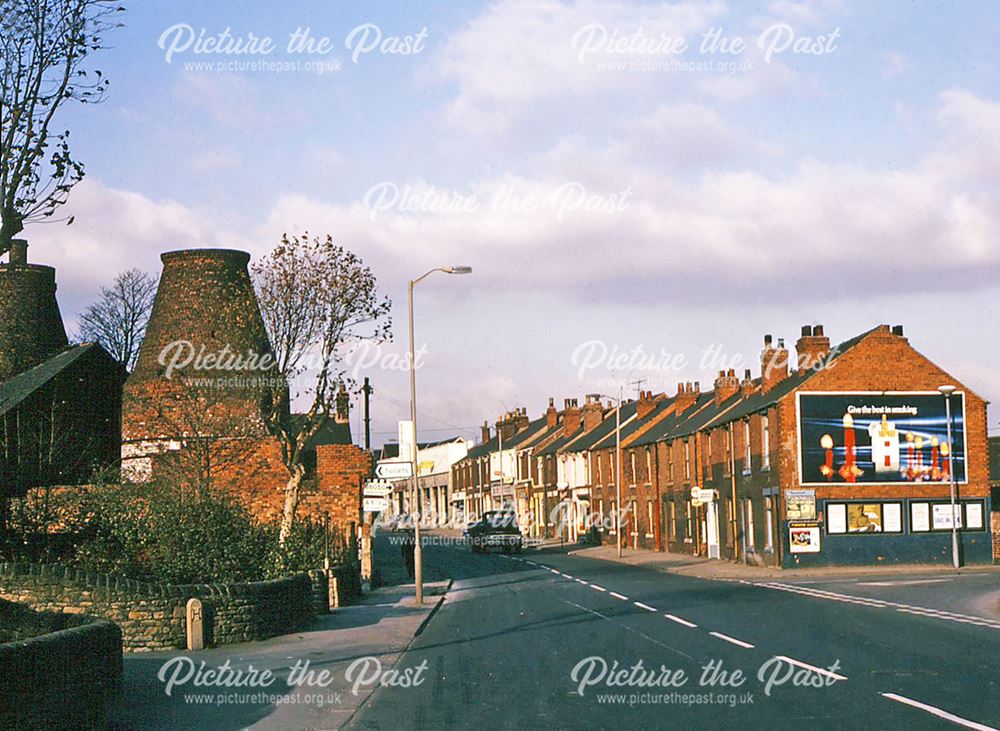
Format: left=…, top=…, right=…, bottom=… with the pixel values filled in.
left=938, top=384, right=956, bottom=396
left=444, top=266, right=472, bottom=274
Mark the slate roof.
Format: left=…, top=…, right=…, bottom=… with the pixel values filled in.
left=0, top=344, right=99, bottom=417
left=290, top=414, right=353, bottom=448
left=561, top=400, right=641, bottom=454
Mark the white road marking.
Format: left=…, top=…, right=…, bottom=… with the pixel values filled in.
left=773, top=655, right=847, bottom=682
left=710, top=631, right=754, bottom=649
left=574, top=578, right=588, bottom=584
left=610, top=592, right=629, bottom=601
left=557, top=598, right=695, bottom=661
left=757, top=582, right=1000, bottom=630
left=590, top=584, right=607, bottom=592
left=881, top=693, right=998, bottom=731
left=664, top=614, right=698, bottom=628
left=634, top=601, right=657, bottom=612
left=858, top=579, right=952, bottom=587
left=560, top=572, right=572, bottom=578
left=549, top=568, right=561, bottom=574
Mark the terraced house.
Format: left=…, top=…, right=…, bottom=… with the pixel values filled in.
left=459, top=323, right=995, bottom=568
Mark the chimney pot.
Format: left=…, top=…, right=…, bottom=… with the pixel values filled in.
left=814, top=324, right=824, bottom=337
left=764, top=334, right=773, bottom=346
left=744, top=368, right=751, bottom=380
left=801, top=325, right=813, bottom=337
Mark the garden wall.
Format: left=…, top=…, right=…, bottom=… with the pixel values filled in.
left=0, top=563, right=314, bottom=652
left=0, top=598, right=122, bottom=729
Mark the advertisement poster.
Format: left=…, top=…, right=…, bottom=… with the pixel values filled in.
left=786, top=489, right=816, bottom=520
left=788, top=522, right=821, bottom=553
left=932, top=504, right=963, bottom=530
left=911, top=503, right=931, bottom=532
left=797, top=393, right=967, bottom=485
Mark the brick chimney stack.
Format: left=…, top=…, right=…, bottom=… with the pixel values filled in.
left=583, top=394, right=604, bottom=431
left=481, top=420, right=491, bottom=443
left=796, top=324, right=831, bottom=371
left=335, top=384, right=350, bottom=424
left=562, top=398, right=581, bottom=437
left=714, top=369, right=740, bottom=405
left=674, top=382, right=698, bottom=413
left=545, top=397, right=557, bottom=429
left=636, top=390, right=662, bottom=419
left=761, top=334, right=789, bottom=393
left=741, top=368, right=755, bottom=398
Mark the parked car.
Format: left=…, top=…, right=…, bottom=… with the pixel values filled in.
left=464, top=510, right=523, bottom=554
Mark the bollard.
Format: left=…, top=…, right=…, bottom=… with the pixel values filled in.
left=186, top=597, right=204, bottom=651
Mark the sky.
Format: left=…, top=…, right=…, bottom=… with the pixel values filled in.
left=19, top=0, right=1000, bottom=445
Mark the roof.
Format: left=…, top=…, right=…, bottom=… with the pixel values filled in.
left=591, top=396, right=675, bottom=450
left=0, top=344, right=102, bottom=417
left=290, top=415, right=353, bottom=448
left=561, top=400, right=641, bottom=454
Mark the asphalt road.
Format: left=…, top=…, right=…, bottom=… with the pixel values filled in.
left=349, top=539, right=1000, bottom=730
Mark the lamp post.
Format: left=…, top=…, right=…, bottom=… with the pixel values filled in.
left=938, top=384, right=961, bottom=569
left=596, top=390, right=624, bottom=558
left=409, top=266, right=472, bottom=605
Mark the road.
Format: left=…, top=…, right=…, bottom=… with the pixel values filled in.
left=349, top=539, right=1000, bottom=730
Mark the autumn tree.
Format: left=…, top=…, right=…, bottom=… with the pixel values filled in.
left=77, top=268, right=156, bottom=370
left=0, top=0, right=123, bottom=255
left=252, top=233, right=391, bottom=544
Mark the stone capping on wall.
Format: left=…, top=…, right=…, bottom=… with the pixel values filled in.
left=0, top=562, right=318, bottom=652
left=0, top=601, right=123, bottom=729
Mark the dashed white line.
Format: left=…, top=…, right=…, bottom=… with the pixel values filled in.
left=710, top=631, right=755, bottom=649
left=590, top=584, right=607, bottom=592
left=609, top=592, right=629, bottom=601
left=634, top=601, right=658, bottom=612
left=549, top=568, right=561, bottom=575
left=773, top=655, right=847, bottom=682
left=560, top=572, right=573, bottom=578
left=574, top=578, right=588, bottom=585
left=881, top=693, right=997, bottom=731
left=664, top=614, right=698, bottom=628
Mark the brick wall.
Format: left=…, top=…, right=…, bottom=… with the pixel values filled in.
left=0, top=563, right=314, bottom=652
left=0, top=598, right=122, bottom=729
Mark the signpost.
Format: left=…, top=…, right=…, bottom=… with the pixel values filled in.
left=375, top=461, right=414, bottom=480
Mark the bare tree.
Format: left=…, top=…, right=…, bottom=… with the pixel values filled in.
left=253, top=233, right=391, bottom=543
left=77, top=268, right=157, bottom=370
left=0, top=0, right=123, bottom=255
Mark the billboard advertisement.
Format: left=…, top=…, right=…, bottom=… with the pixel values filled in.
left=797, top=392, right=966, bottom=486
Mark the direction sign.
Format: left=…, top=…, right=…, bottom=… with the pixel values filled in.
left=375, top=461, right=413, bottom=480
left=362, top=497, right=388, bottom=513
left=363, top=481, right=394, bottom=497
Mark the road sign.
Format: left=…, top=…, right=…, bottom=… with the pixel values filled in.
left=375, top=461, right=413, bottom=480
left=691, top=498, right=703, bottom=508
left=696, top=488, right=717, bottom=503
left=363, top=481, right=394, bottom=497
left=363, top=497, right=388, bottom=513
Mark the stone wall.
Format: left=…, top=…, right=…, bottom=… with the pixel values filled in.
left=0, top=598, right=122, bottom=729
left=0, top=563, right=314, bottom=652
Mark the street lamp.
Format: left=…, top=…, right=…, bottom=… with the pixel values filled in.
left=597, top=390, right=624, bottom=558
left=938, top=384, right=961, bottom=569
left=409, top=265, right=472, bottom=604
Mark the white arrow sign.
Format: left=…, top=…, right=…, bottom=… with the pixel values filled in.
left=363, top=497, right=388, bottom=513
left=375, top=461, right=413, bottom=480
left=363, top=481, right=394, bottom=497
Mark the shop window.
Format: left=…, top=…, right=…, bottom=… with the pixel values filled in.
left=827, top=502, right=903, bottom=534
left=910, top=500, right=986, bottom=532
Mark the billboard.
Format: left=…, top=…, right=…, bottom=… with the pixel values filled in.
left=797, top=392, right=966, bottom=486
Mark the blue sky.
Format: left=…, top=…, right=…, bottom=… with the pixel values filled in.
left=24, top=0, right=1000, bottom=444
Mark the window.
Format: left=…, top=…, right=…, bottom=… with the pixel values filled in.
left=668, top=446, right=675, bottom=481
left=827, top=502, right=904, bottom=534
left=630, top=499, right=638, bottom=536
left=743, top=421, right=752, bottom=474
left=745, top=498, right=755, bottom=549
left=765, top=497, right=774, bottom=549
left=685, top=499, right=693, bottom=540
left=761, top=415, right=770, bottom=470
left=669, top=500, right=677, bottom=539
left=596, top=454, right=602, bottom=484
left=725, top=498, right=733, bottom=547
left=646, top=448, right=652, bottom=484
left=910, top=500, right=986, bottom=532
left=598, top=499, right=605, bottom=531
left=684, top=440, right=691, bottom=480
left=630, top=452, right=637, bottom=485
left=610, top=500, right=617, bottom=534
left=724, top=429, right=733, bottom=477
left=646, top=501, right=654, bottom=537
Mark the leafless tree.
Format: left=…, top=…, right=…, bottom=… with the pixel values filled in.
left=77, top=268, right=157, bottom=370
left=0, top=0, right=123, bottom=255
left=253, top=233, right=391, bottom=543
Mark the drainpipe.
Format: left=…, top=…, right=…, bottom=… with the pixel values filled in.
left=729, top=421, right=741, bottom=563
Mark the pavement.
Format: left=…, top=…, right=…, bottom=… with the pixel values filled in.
left=109, top=535, right=450, bottom=731
left=349, top=537, right=1000, bottom=730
